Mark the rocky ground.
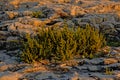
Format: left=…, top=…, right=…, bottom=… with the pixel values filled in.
left=0, top=47, right=120, bottom=80
left=0, top=0, right=120, bottom=80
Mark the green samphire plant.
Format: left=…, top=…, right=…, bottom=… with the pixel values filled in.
left=75, top=25, right=106, bottom=58
left=21, top=25, right=106, bottom=63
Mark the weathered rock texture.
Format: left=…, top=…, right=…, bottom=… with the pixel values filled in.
left=0, top=0, right=120, bottom=49
left=0, top=0, right=120, bottom=80
left=0, top=47, right=120, bottom=80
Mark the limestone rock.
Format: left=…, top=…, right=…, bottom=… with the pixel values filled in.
left=67, top=20, right=75, bottom=27
left=109, top=47, right=120, bottom=58
left=7, top=36, right=19, bottom=41
left=34, top=72, right=57, bottom=80
left=70, top=72, right=79, bottom=80
left=100, top=22, right=115, bottom=31
left=0, top=72, right=22, bottom=80
left=88, top=66, right=102, bottom=72
left=89, top=58, right=104, bottom=65
left=115, top=73, right=120, bottom=80
left=104, top=58, right=118, bottom=65
left=80, top=18, right=91, bottom=23
left=6, top=11, right=19, bottom=20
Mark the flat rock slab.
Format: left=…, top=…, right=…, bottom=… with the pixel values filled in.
left=104, top=58, right=118, bottom=65
left=88, top=66, right=102, bottom=72
left=0, top=0, right=120, bottom=80
left=0, top=72, right=23, bottom=80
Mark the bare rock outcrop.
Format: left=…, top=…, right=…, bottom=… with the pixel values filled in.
left=0, top=0, right=120, bottom=80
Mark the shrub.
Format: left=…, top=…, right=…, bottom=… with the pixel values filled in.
left=75, top=25, right=106, bottom=58
left=21, top=25, right=106, bottom=63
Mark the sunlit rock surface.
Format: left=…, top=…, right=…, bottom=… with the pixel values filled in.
left=0, top=0, right=120, bottom=80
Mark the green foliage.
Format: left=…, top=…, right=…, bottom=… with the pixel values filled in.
left=75, top=25, right=106, bottom=58
left=21, top=25, right=106, bottom=63
left=32, top=11, right=45, bottom=18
